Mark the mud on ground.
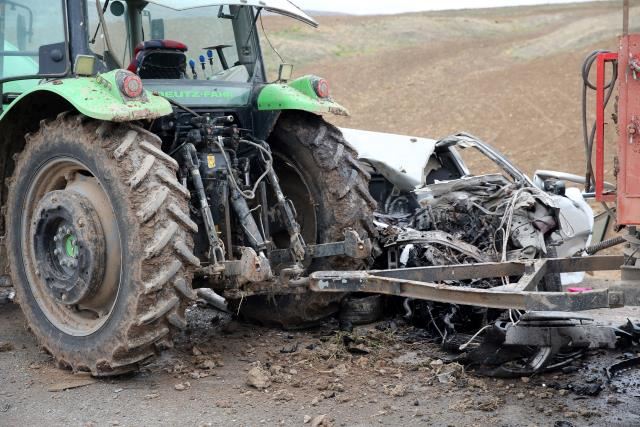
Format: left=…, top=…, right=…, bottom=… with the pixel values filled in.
left=2, top=293, right=640, bottom=426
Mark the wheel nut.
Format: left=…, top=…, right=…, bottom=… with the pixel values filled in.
left=53, top=248, right=60, bottom=256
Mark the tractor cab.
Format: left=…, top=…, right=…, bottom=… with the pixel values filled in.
left=87, top=1, right=264, bottom=84
left=83, top=1, right=325, bottom=110
left=0, top=1, right=67, bottom=102
left=101, top=0, right=316, bottom=80
left=0, top=0, right=318, bottom=107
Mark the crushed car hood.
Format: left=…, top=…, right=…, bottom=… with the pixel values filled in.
left=340, top=127, right=436, bottom=191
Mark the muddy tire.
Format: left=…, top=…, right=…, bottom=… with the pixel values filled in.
left=236, top=111, right=377, bottom=329
left=339, top=294, right=384, bottom=326
left=6, top=114, right=198, bottom=376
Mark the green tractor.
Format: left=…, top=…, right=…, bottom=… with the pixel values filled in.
left=0, top=0, right=375, bottom=375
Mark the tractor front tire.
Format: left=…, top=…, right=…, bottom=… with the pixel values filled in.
left=7, top=114, right=198, bottom=376
left=236, top=111, right=377, bottom=329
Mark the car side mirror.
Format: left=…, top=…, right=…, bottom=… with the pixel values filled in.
left=151, top=19, right=165, bottom=40
left=550, top=179, right=566, bottom=195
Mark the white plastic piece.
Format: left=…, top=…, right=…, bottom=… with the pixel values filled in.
left=399, top=244, right=414, bottom=267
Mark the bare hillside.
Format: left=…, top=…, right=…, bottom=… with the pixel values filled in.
left=260, top=1, right=634, bottom=178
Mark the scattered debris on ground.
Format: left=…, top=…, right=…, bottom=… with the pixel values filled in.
left=0, top=341, right=13, bottom=352
left=47, top=374, right=97, bottom=392
left=246, top=366, right=272, bottom=389
left=2, top=300, right=640, bottom=425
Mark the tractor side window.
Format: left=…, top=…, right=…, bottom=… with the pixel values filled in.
left=87, top=0, right=127, bottom=69
left=0, top=0, right=66, bottom=90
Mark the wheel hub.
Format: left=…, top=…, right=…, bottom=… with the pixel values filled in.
left=33, top=190, right=106, bottom=305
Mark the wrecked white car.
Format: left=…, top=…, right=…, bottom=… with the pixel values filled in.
left=337, top=129, right=601, bottom=375
left=343, top=129, right=593, bottom=271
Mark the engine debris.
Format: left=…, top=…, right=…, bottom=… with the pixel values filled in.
left=368, top=145, right=613, bottom=376
left=467, top=312, right=616, bottom=378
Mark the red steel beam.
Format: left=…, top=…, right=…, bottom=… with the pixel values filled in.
left=595, top=51, right=617, bottom=203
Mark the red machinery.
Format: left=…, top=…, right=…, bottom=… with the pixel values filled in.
left=594, top=20, right=640, bottom=221
left=592, top=0, right=640, bottom=284
left=610, top=34, right=640, bottom=224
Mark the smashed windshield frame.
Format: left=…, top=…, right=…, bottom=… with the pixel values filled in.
left=433, top=133, right=535, bottom=187
left=88, top=1, right=265, bottom=84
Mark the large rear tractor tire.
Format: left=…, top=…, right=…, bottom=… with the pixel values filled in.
left=7, top=113, right=198, bottom=376
left=236, top=111, right=377, bottom=328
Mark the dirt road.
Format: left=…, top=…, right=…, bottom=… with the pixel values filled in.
left=3, top=294, right=640, bottom=426
left=4, top=2, right=640, bottom=426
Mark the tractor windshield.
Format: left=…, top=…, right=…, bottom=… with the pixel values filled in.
left=89, top=1, right=259, bottom=83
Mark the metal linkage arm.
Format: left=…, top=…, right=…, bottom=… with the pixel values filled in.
left=269, top=229, right=371, bottom=265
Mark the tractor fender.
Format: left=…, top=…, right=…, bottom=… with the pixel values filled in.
left=256, top=75, right=349, bottom=117
left=0, top=70, right=172, bottom=124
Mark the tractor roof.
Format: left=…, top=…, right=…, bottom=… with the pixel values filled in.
left=146, top=0, right=318, bottom=27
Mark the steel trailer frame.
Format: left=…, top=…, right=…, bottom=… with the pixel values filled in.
left=308, top=255, right=640, bottom=311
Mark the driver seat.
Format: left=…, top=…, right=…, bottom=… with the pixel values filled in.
left=127, top=39, right=188, bottom=79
